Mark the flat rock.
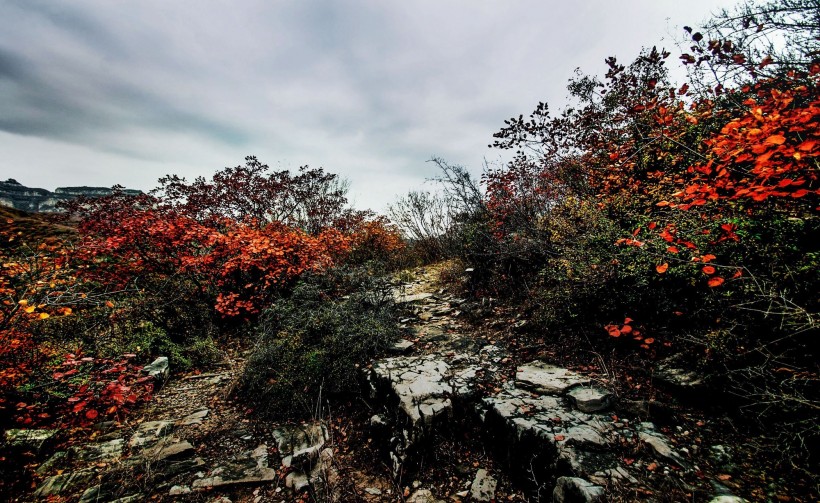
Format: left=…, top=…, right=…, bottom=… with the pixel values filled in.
left=407, top=489, right=445, bottom=503
left=516, top=361, right=589, bottom=395
left=192, top=445, right=275, bottom=489
left=169, top=485, right=192, bottom=495
left=179, top=409, right=209, bottom=426
left=4, top=428, right=58, bottom=450
left=143, top=356, right=170, bottom=381
left=470, top=469, right=497, bottom=502
left=372, top=355, right=454, bottom=430
left=128, top=420, right=175, bottom=449
left=74, top=438, right=125, bottom=461
left=34, top=470, right=95, bottom=498
left=553, top=477, right=605, bottom=503
left=146, top=440, right=195, bottom=461
left=271, top=422, right=328, bottom=468
left=567, top=385, right=614, bottom=413
left=395, top=292, right=434, bottom=304
left=389, top=339, right=415, bottom=354
left=639, top=431, right=691, bottom=469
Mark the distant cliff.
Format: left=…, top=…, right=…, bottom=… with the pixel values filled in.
left=0, top=179, right=141, bottom=213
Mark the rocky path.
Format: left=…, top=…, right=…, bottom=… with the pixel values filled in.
left=365, top=266, right=750, bottom=503
left=11, top=265, right=756, bottom=502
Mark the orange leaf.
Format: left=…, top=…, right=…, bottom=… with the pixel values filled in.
left=644, top=338, right=655, bottom=344
left=702, top=266, right=716, bottom=275
left=764, top=134, right=786, bottom=145
left=667, top=246, right=679, bottom=254
left=708, top=276, right=725, bottom=287
left=647, top=462, right=658, bottom=471
left=554, top=434, right=566, bottom=441
left=656, top=263, right=669, bottom=274
left=701, top=254, right=716, bottom=262
left=105, top=300, right=115, bottom=308
left=621, top=325, right=633, bottom=335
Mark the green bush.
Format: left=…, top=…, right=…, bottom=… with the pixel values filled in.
left=239, top=266, right=402, bottom=419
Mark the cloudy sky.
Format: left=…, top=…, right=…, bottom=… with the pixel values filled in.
left=0, top=0, right=738, bottom=211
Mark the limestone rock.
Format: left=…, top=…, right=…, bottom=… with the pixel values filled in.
left=33, top=470, right=95, bottom=498
left=515, top=361, right=589, bottom=395
left=179, top=408, right=209, bottom=426
left=406, top=489, right=445, bottom=503
left=192, top=444, right=275, bottom=489
left=390, top=339, right=415, bottom=354
left=469, top=469, right=497, bottom=502
left=271, top=422, right=328, bottom=468
left=567, top=385, right=614, bottom=413
left=128, top=420, right=175, bottom=449
left=395, top=292, right=434, bottom=304
left=4, top=428, right=58, bottom=450
left=74, top=438, right=125, bottom=461
left=639, top=431, right=691, bottom=469
left=143, top=356, right=170, bottom=381
left=169, top=485, right=192, bottom=495
left=553, top=477, right=605, bottom=503
left=145, top=440, right=195, bottom=462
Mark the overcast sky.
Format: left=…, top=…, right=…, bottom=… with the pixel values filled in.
left=0, top=0, right=738, bottom=211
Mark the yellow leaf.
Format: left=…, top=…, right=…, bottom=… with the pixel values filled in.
left=39, top=312, right=50, bottom=320
left=24, top=306, right=35, bottom=314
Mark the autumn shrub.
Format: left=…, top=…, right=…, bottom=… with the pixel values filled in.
left=239, top=266, right=401, bottom=419
left=424, top=0, right=820, bottom=463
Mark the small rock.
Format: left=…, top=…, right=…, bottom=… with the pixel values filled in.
left=169, top=485, right=192, bottom=495
left=389, top=339, right=415, bottom=354
left=79, top=485, right=111, bottom=503
left=142, top=356, right=170, bottom=381
left=285, top=471, right=310, bottom=491
left=407, top=489, right=445, bottom=503
left=553, top=477, right=605, bottom=503
left=470, top=469, right=497, bottom=502
left=179, top=409, right=209, bottom=426
left=395, top=292, right=434, bottom=304
left=567, top=385, right=614, bottom=413
left=108, top=495, right=143, bottom=503
left=146, top=440, right=194, bottom=461
left=639, top=432, right=691, bottom=469
left=709, top=497, right=749, bottom=503
left=128, top=420, right=175, bottom=449
left=364, top=487, right=382, bottom=495
left=271, top=422, right=328, bottom=468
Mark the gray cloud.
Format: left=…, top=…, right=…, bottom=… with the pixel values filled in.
left=0, top=0, right=738, bottom=211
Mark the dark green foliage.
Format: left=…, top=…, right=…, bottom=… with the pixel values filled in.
left=239, top=266, right=402, bottom=419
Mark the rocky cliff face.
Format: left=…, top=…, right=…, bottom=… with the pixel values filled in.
left=0, top=179, right=141, bottom=212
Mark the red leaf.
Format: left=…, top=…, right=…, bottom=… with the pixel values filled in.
left=85, top=409, right=99, bottom=420
left=708, top=276, right=725, bottom=287
left=656, top=263, right=669, bottom=274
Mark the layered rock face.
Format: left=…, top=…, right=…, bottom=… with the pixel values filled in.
left=0, top=179, right=140, bottom=212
